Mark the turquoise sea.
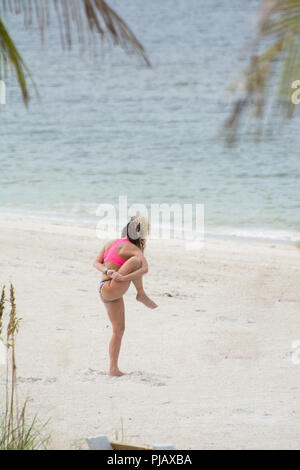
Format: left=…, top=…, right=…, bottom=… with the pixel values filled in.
left=0, top=0, right=299, bottom=241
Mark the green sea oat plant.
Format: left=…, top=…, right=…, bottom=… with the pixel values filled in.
left=0, top=284, right=49, bottom=450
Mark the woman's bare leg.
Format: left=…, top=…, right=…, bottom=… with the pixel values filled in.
left=102, top=297, right=125, bottom=376
left=133, top=277, right=158, bottom=309
left=101, top=256, right=141, bottom=301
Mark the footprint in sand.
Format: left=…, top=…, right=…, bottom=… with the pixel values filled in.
left=17, top=376, right=57, bottom=384
left=75, top=368, right=107, bottom=382
left=216, top=315, right=237, bottom=323
left=127, top=371, right=169, bottom=387
left=233, top=408, right=254, bottom=415
left=75, top=369, right=169, bottom=386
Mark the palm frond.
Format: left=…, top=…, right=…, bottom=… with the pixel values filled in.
left=0, top=17, right=30, bottom=105
left=224, top=0, right=300, bottom=143
left=0, top=0, right=150, bottom=104
left=0, top=0, right=150, bottom=64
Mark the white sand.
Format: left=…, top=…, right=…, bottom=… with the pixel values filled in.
left=0, top=214, right=300, bottom=450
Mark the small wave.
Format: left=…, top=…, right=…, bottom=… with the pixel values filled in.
left=0, top=205, right=299, bottom=244
left=207, top=226, right=300, bottom=243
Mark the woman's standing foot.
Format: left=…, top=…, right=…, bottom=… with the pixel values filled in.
left=109, top=368, right=126, bottom=377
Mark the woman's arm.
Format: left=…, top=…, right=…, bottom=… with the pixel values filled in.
left=93, top=246, right=108, bottom=274
left=114, top=253, right=148, bottom=282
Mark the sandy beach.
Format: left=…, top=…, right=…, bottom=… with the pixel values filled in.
left=0, top=213, right=300, bottom=450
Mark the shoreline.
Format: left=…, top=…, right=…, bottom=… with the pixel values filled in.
left=0, top=208, right=299, bottom=246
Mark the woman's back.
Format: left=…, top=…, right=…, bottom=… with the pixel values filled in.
left=103, top=238, right=130, bottom=268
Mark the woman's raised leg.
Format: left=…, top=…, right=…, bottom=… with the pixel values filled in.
left=101, top=256, right=141, bottom=301
left=133, top=277, right=158, bottom=309
left=102, top=256, right=157, bottom=308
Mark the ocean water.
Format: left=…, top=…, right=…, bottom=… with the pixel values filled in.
left=0, top=0, right=299, bottom=241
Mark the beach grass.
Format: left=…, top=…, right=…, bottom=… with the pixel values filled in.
left=0, top=285, right=49, bottom=450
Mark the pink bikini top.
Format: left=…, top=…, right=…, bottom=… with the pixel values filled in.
left=103, top=238, right=129, bottom=267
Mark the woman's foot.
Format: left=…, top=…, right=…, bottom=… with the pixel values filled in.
left=109, top=368, right=125, bottom=377
left=136, top=292, right=158, bottom=309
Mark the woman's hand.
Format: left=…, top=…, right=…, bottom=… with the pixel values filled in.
left=111, top=272, right=124, bottom=282
left=107, top=269, right=116, bottom=278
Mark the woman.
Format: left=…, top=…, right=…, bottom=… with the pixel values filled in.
left=93, top=215, right=157, bottom=377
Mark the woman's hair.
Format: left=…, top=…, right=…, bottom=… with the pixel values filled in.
left=122, top=215, right=150, bottom=253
